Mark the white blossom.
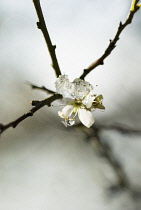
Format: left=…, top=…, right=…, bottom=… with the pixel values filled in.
left=55, top=75, right=104, bottom=128
left=58, top=93, right=95, bottom=128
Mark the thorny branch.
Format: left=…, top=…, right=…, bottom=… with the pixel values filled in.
left=80, top=0, right=141, bottom=79
left=0, top=94, right=62, bottom=134
left=32, top=0, right=61, bottom=77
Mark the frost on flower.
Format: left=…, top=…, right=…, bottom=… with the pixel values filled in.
left=55, top=75, right=73, bottom=98
left=55, top=75, right=105, bottom=128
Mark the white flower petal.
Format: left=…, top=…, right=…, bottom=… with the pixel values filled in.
left=78, top=108, right=94, bottom=128
left=82, top=93, right=94, bottom=108
left=58, top=105, right=74, bottom=118
left=86, top=95, right=95, bottom=108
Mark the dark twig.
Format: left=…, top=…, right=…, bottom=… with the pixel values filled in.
left=80, top=0, right=141, bottom=79
left=1, top=1, right=141, bottom=136
left=0, top=94, right=62, bottom=134
left=32, top=0, right=61, bottom=77
left=26, top=81, right=55, bottom=94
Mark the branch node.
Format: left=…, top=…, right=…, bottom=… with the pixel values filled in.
left=119, top=21, right=123, bottom=27
left=31, top=100, right=40, bottom=106
left=53, top=45, right=56, bottom=50
left=36, top=21, right=41, bottom=29
left=27, top=111, right=33, bottom=116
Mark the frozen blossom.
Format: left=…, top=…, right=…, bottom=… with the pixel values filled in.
left=55, top=75, right=104, bottom=128
left=55, top=75, right=74, bottom=98
left=71, top=78, right=93, bottom=99
left=55, top=75, right=93, bottom=99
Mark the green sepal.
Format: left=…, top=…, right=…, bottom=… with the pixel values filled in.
left=92, top=102, right=105, bottom=109
left=95, top=104, right=105, bottom=109
left=92, top=94, right=105, bottom=110
left=94, top=94, right=103, bottom=102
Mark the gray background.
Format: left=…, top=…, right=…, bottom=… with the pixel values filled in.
left=0, top=0, right=141, bottom=209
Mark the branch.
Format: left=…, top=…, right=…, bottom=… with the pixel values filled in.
left=80, top=0, right=141, bottom=79
left=32, top=0, right=61, bottom=77
left=1, top=1, right=141, bottom=135
left=0, top=94, right=62, bottom=134
left=26, top=81, right=55, bottom=94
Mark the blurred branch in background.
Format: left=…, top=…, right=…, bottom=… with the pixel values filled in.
left=95, top=123, right=141, bottom=135
left=75, top=123, right=141, bottom=198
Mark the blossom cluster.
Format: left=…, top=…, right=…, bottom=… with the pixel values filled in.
left=55, top=75, right=105, bottom=128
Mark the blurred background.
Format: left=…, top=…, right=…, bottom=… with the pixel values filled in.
left=0, top=0, right=141, bottom=209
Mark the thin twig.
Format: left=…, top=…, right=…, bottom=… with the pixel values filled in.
left=26, top=81, right=55, bottom=94
left=32, top=0, right=61, bottom=77
left=0, top=94, right=62, bottom=134
left=1, top=1, right=141, bottom=135
left=80, top=0, right=141, bottom=79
